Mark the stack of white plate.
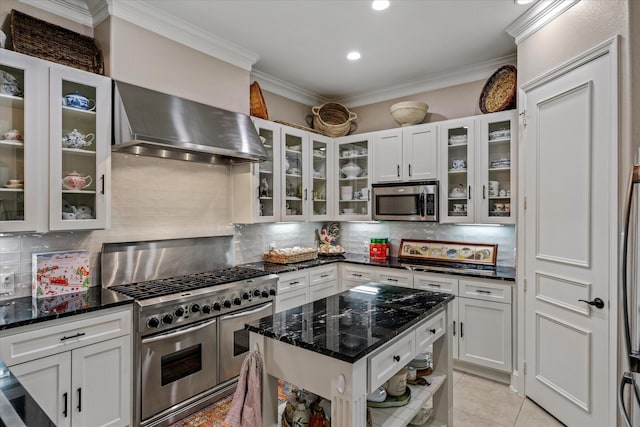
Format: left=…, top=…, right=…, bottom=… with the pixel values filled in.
left=408, top=353, right=431, bottom=370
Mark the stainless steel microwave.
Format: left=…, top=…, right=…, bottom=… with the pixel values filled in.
left=372, top=181, right=439, bottom=222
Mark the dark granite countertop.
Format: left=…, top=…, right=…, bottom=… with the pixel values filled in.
left=0, top=287, right=134, bottom=331
left=246, top=283, right=455, bottom=363
left=241, top=253, right=516, bottom=282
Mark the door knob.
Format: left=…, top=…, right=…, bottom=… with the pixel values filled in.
left=578, top=298, right=605, bottom=309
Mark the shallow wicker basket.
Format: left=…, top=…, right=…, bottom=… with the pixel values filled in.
left=10, top=10, right=104, bottom=75
left=250, top=81, right=269, bottom=119
left=307, top=103, right=357, bottom=137
left=263, top=249, right=318, bottom=264
left=479, top=65, right=517, bottom=114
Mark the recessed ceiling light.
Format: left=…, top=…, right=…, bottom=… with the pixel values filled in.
left=347, top=51, right=361, bottom=61
left=372, top=0, right=390, bottom=11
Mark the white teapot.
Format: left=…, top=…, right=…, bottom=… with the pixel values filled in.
left=340, top=161, right=362, bottom=178
left=62, top=129, right=94, bottom=149
left=62, top=172, right=92, bottom=190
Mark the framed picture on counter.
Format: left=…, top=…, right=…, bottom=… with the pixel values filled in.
left=398, top=239, right=497, bottom=266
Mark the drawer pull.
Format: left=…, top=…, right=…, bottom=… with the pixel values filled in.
left=77, top=387, right=82, bottom=412
left=429, top=328, right=437, bottom=334
left=430, top=283, right=441, bottom=288
left=387, top=278, right=398, bottom=282
left=63, top=392, right=68, bottom=417
left=320, top=274, right=329, bottom=278
left=60, top=332, right=86, bottom=341
left=353, top=273, right=363, bottom=277
left=290, top=281, right=300, bottom=285
left=453, top=321, right=456, bottom=336
left=393, top=355, right=400, bottom=362
left=476, top=289, right=492, bottom=295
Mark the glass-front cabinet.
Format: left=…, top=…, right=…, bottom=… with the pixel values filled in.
left=309, top=134, right=332, bottom=221
left=441, top=118, right=475, bottom=223
left=49, top=66, right=111, bottom=231
left=256, top=120, right=281, bottom=221
left=335, top=133, right=372, bottom=220
left=477, top=111, right=517, bottom=224
left=0, top=50, right=41, bottom=232
left=281, top=126, right=308, bottom=221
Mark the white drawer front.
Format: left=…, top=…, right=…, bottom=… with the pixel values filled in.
left=413, top=273, right=459, bottom=295
left=368, top=332, right=415, bottom=393
left=277, top=271, right=309, bottom=294
left=374, top=269, right=413, bottom=288
left=310, top=265, right=338, bottom=286
left=342, top=266, right=374, bottom=282
left=275, top=287, right=309, bottom=313
left=309, top=280, right=339, bottom=302
left=460, top=279, right=512, bottom=303
left=0, top=308, right=132, bottom=366
left=415, top=311, right=446, bottom=351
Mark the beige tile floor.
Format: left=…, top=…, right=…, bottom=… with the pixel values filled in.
left=452, top=370, right=566, bottom=427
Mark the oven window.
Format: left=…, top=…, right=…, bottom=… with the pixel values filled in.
left=377, top=195, right=419, bottom=215
left=161, top=344, right=202, bottom=386
left=233, top=329, right=249, bottom=357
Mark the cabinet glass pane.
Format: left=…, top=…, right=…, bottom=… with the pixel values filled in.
left=60, top=80, right=98, bottom=221
left=338, top=140, right=368, bottom=217
left=311, top=138, right=328, bottom=216
left=446, top=126, right=470, bottom=218
left=487, top=120, right=512, bottom=219
left=258, top=127, right=275, bottom=217
left=0, top=64, right=26, bottom=222
left=284, top=133, right=304, bottom=217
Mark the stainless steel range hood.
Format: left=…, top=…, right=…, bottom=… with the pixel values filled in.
left=112, top=81, right=268, bottom=164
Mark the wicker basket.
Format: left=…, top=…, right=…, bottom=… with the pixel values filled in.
left=479, top=65, right=517, bottom=114
left=307, top=103, right=357, bottom=137
left=9, top=10, right=104, bottom=75
left=250, top=81, right=269, bottom=119
left=263, top=249, right=318, bottom=264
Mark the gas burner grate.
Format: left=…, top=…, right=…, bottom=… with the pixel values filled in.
left=110, top=267, right=268, bottom=300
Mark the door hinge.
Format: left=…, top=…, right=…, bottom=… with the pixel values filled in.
left=523, top=278, right=527, bottom=292
left=519, top=110, right=527, bottom=127
left=523, top=361, right=527, bottom=375
left=523, top=196, right=527, bottom=210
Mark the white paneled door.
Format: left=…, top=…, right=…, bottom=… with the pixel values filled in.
left=522, top=40, right=617, bottom=426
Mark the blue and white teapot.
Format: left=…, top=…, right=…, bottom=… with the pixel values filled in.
left=62, top=129, right=94, bottom=149
left=62, top=92, right=96, bottom=111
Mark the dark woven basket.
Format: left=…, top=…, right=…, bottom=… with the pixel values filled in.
left=10, top=10, right=104, bottom=75
left=479, top=65, right=517, bottom=114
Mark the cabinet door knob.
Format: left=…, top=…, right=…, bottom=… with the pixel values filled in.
left=429, top=328, right=437, bottom=334
left=393, top=355, right=400, bottom=362
left=63, top=392, right=68, bottom=417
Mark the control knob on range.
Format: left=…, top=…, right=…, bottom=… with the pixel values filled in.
left=242, top=292, right=250, bottom=300
left=253, top=289, right=261, bottom=297
left=223, top=300, right=232, bottom=309
left=213, top=302, right=222, bottom=311
left=174, top=307, right=185, bottom=317
left=147, top=317, right=160, bottom=328
left=191, top=304, right=200, bottom=313
left=202, top=305, right=211, bottom=314
left=233, top=297, right=242, bottom=306
left=261, top=290, right=269, bottom=298
left=269, top=288, right=276, bottom=296
left=162, top=314, right=174, bottom=325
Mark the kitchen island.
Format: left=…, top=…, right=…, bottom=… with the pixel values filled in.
left=247, top=283, right=454, bottom=427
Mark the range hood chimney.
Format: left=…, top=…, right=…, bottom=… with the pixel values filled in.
left=112, top=81, right=269, bottom=164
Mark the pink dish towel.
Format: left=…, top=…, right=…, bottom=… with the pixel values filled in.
left=225, top=350, right=263, bottom=427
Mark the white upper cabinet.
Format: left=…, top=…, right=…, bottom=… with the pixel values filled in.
left=0, top=49, right=111, bottom=233
left=372, top=123, right=438, bottom=183
left=309, top=133, right=333, bottom=221
left=334, top=133, right=373, bottom=220
left=281, top=125, right=309, bottom=222
left=440, top=110, right=516, bottom=224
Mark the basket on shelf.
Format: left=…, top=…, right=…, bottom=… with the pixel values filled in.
left=263, top=248, right=318, bottom=264
left=250, top=81, right=269, bottom=119
left=306, top=102, right=357, bottom=137
left=9, top=9, right=104, bottom=75
left=478, top=65, right=517, bottom=114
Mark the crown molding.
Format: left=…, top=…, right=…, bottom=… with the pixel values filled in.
left=106, top=0, right=259, bottom=71
left=250, top=69, right=328, bottom=107
left=19, top=0, right=94, bottom=26
left=336, top=54, right=518, bottom=107
left=506, top=0, right=580, bottom=45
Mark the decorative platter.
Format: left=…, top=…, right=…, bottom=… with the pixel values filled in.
left=398, top=239, right=497, bottom=266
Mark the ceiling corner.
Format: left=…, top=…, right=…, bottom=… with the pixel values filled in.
left=251, top=69, right=328, bottom=107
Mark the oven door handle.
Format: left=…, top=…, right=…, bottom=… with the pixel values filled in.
left=142, top=318, right=217, bottom=344
left=220, top=302, right=273, bottom=321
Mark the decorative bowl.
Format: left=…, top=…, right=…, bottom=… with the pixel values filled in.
left=390, top=101, right=429, bottom=127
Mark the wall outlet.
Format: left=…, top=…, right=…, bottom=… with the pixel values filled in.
left=0, top=273, right=15, bottom=295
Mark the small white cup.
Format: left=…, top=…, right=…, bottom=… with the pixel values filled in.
left=495, top=203, right=505, bottom=211
left=341, top=186, right=353, bottom=200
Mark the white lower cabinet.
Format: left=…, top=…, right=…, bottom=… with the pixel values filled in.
left=339, top=263, right=375, bottom=290
left=374, top=267, right=413, bottom=288
left=1, top=306, right=132, bottom=426
left=276, top=265, right=338, bottom=312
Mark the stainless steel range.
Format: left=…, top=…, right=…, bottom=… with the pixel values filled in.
left=102, top=237, right=277, bottom=427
